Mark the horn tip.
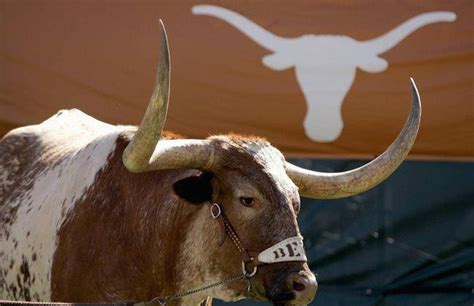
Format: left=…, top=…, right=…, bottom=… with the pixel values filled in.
left=158, top=19, right=168, bottom=38
left=158, top=19, right=169, bottom=57
left=158, top=19, right=166, bottom=33
left=409, top=77, right=416, bottom=91
left=409, top=77, right=422, bottom=119
left=409, top=77, right=420, bottom=101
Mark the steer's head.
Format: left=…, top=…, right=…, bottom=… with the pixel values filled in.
left=170, top=135, right=317, bottom=304
left=121, top=21, right=421, bottom=305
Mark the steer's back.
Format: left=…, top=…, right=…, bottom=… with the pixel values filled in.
left=0, top=110, right=126, bottom=301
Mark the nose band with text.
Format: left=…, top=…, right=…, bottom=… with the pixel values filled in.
left=257, top=236, right=307, bottom=264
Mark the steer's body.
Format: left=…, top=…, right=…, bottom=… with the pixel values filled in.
left=0, top=110, right=215, bottom=303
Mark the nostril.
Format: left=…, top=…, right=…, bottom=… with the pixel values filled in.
left=287, top=271, right=317, bottom=303
left=293, top=281, right=306, bottom=292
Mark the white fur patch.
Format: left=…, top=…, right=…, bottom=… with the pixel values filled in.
left=0, top=110, right=123, bottom=301
left=242, top=142, right=299, bottom=202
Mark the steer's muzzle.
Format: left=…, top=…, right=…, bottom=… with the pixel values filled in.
left=261, top=263, right=317, bottom=305
left=286, top=270, right=318, bottom=305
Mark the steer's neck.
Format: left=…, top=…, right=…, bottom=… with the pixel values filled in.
left=50, top=137, right=199, bottom=303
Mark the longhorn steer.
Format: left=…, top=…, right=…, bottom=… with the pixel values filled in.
left=0, top=22, right=421, bottom=305
left=192, top=5, right=452, bottom=142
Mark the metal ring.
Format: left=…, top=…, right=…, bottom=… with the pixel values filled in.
left=242, top=261, right=258, bottom=278
left=211, top=203, right=221, bottom=219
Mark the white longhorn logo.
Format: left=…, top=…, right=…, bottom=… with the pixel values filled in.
left=193, top=5, right=456, bottom=142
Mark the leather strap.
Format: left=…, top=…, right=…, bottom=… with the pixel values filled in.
left=209, top=203, right=258, bottom=268
left=208, top=202, right=307, bottom=277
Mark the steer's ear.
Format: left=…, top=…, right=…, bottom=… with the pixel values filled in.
left=173, top=172, right=214, bottom=204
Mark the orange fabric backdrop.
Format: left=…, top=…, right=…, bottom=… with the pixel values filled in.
left=1, top=1, right=472, bottom=160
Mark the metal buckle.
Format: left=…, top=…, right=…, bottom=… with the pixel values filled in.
left=242, top=260, right=257, bottom=278
left=211, top=203, right=221, bottom=219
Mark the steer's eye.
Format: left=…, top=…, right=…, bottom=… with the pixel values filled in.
left=239, top=197, right=254, bottom=207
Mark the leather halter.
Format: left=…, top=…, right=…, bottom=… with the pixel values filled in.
left=209, top=202, right=306, bottom=278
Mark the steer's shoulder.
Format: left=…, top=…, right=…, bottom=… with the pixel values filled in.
left=0, top=109, right=129, bottom=191
left=2, top=109, right=129, bottom=152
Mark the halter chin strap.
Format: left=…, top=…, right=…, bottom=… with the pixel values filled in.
left=209, top=203, right=307, bottom=278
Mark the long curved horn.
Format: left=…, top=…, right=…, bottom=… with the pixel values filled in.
left=192, top=5, right=289, bottom=51
left=361, top=11, right=456, bottom=54
left=286, top=78, right=421, bottom=199
left=122, top=20, right=213, bottom=172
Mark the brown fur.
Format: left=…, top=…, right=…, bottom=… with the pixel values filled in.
left=0, top=133, right=49, bottom=232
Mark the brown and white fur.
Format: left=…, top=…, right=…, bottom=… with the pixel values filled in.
left=0, top=109, right=315, bottom=305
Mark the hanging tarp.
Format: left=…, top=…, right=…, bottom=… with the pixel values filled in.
left=1, top=1, right=472, bottom=160
left=217, top=160, right=474, bottom=306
